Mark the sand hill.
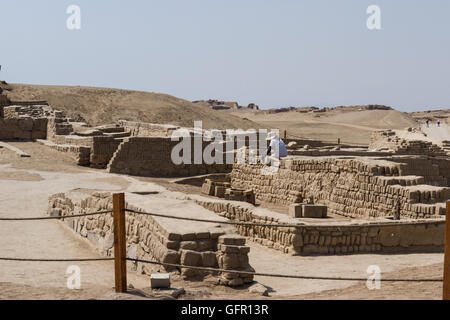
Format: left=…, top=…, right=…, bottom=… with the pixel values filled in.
left=4, top=84, right=260, bottom=130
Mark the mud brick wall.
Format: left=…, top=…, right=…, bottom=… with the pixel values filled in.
left=231, top=157, right=450, bottom=219
left=107, top=137, right=232, bottom=177
left=47, top=117, right=74, bottom=141
left=195, top=198, right=445, bottom=255
left=119, top=120, right=179, bottom=137
left=47, top=191, right=253, bottom=285
left=3, top=106, right=20, bottom=119
left=0, top=94, right=10, bottom=116
left=38, top=140, right=90, bottom=166
left=0, top=117, right=47, bottom=140
left=370, top=130, right=447, bottom=157
left=379, top=156, right=450, bottom=187
left=90, top=136, right=122, bottom=169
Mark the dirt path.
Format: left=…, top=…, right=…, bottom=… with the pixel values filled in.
left=248, top=241, right=443, bottom=297
left=420, top=123, right=450, bottom=143
left=292, top=263, right=443, bottom=300
left=0, top=143, right=152, bottom=298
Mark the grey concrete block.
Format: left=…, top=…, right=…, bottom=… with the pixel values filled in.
left=150, top=273, right=171, bottom=289
left=302, top=205, right=327, bottom=218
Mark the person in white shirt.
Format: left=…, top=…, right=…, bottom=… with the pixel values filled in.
left=266, top=132, right=288, bottom=158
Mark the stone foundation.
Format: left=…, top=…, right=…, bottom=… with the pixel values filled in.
left=193, top=196, right=445, bottom=255
left=47, top=190, right=253, bottom=286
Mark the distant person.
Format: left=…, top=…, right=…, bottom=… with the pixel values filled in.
left=266, top=132, right=288, bottom=158
left=426, top=120, right=429, bottom=128
left=438, top=120, right=441, bottom=127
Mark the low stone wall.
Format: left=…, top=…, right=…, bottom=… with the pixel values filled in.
left=47, top=191, right=254, bottom=286
left=118, top=120, right=179, bottom=137
left=289, top=150, right=393, bottom=157
left=37, top=139, right=90, bottom=165
left=194, top=197, right=445, bottom=255
left=231, top=157, right=449, bottom=219
left=0, top=117, right=47, bottom=140
left=107, top=137, right=232, bottom=177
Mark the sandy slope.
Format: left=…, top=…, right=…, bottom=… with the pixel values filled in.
left=232, top=109, right=418, bottom=145
left=5, top=84, right=261, bottom=130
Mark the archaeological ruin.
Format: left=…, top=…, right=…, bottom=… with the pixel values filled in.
left=1, top=97, right=449, bottom=286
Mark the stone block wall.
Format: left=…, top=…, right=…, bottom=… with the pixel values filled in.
left=107, top=137, right=232, bottom=177
left=195, top=197, right=445, bottom=255
left=47, top=191, right=253, bottom=286
left=231, top=157, right=450, bottom=219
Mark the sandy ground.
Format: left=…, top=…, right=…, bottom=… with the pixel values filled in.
left=420, top=123, right=450, bottom=143
left=0, top=142, right=446, bottom=300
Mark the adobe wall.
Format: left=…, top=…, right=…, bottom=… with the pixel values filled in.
left=118, top=120, right=179, bottom=137
left=0, top=117, right=47, bottom=140
left=44, top=117, right=125, bottom=169
left=193, top=196, right=445, bottom=255
left=48, top=191, right=254, bottom=286
left=370, top=130, right=447, bottom=157
left=37, top=139, right=90, bottom=165
left=377, top=156, right=450, bottom=187
left=90, top=136, right=123, bottom=169
left=231, top=157, right=450, bottom=219
left=107, top=137, right=232, bottom=177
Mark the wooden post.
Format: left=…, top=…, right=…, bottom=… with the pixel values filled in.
left=283, top=130, right=287, bottom=140
left=113, top=193, right=127, bottom=293
left=444, top=201, right=450, bottom=300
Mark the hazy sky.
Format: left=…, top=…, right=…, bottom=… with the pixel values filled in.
left=0, top=1, right=449, bottom=111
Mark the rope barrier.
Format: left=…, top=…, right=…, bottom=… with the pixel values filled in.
left=0, top=257, right=114, bottom=262
left=0, top=202, right=444, bottom=285
left=0, top=210, right=113, bottom=221
left=129, top=258, right=443, bottom=282
left=0, top=255, right=442, bottom=282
